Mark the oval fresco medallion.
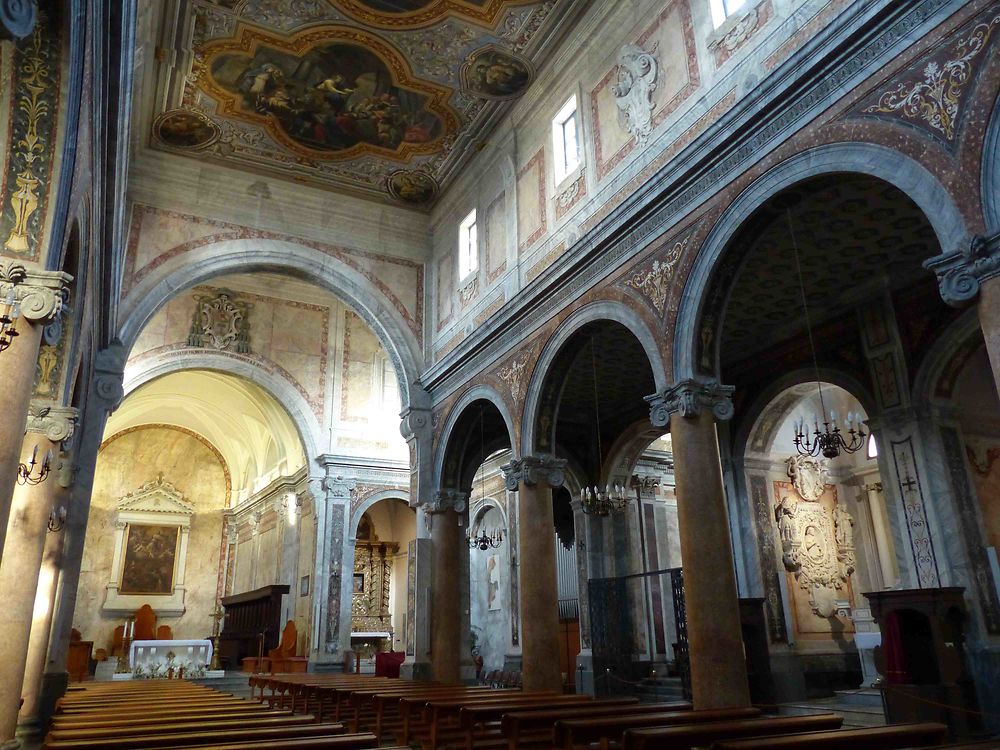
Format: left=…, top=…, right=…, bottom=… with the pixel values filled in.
left=332, top=0, right=536, bottom=30
left=197, top=26, right=458, bottom=161
left=154, top=109, right=220, bottom=150
left=461, top=46, right=533, bottom=100
left=387, top=169, right=438, bottom=205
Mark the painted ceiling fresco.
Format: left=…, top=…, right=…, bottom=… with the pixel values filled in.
left=149, top=0, right=578, bottom=207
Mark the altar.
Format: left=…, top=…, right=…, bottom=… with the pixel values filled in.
left=112, top=639, right=224, bottom=680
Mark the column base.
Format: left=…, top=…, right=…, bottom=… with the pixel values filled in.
left=400, top=661, right=432, bottom=681
left=13, top=718, right=40, bottom=739
left=0, top=738, right=21, bottom=750
left=36, top=670, right=69, bottom=736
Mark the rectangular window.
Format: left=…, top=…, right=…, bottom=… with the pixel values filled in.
left=710, top=0, right=747, bottom=27
left=552, top=96, right=580, bottom=184
left=458, top=209, right=478, bottom=281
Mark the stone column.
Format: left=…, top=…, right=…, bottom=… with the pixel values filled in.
left=0, top=261, right=71, bottom=559
left=647, top=380, right=750, bottom=710
left=38, top=344, right=124, bottom=727
left=0, top=407, right=75, bottom=749
left=428, top=489, right=466, bottom=683
left=312, top=470, right=353, bottom=669
left=501, top=455, right=565, bottom=693
left=926, top=232, right=1000, bottom=389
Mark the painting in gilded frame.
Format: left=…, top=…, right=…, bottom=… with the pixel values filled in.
left=119, top=524, right=180, bottom=595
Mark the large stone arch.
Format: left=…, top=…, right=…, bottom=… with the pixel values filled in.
left=122, top=351, right=323, bottom=468
left=117, top=237, right=424, bottom=410
left=435, top=385, right=516, bottom=491
left=674, top=143, right=972, bottom=381
left=350, top=489, right=413, bottom=540
left=983, top=94, right=1000, bottom=234
left=521, top=300, right=668, bottom=454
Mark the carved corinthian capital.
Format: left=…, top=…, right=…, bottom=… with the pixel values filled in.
left=924, top=233, right=1000, bottom=306
left=645, top=378, right=735, bottom=427
left=0, top=259, right=71, bottom=323
left=501, top=454, right=566, bottom=491
left=0, top=0, right=37, bottom=41
left=25, top=404, right=78, bottom=443
left=427, top=488, right=467, bottom=514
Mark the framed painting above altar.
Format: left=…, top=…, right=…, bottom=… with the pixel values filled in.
left=120, top=524, right=180, bottom=595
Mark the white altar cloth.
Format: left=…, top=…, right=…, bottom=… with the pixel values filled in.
left=128, top=639, right=213, bottom=676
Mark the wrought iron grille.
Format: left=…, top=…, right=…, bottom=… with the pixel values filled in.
left=670, top=567, right=691, bottom=700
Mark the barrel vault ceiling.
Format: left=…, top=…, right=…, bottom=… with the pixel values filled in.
left=137, top=0, right=583, bottom=208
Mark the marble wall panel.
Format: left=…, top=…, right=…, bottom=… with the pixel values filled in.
left=516, top=149, right=546, bottom=252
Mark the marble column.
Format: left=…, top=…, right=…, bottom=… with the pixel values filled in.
left=502, top=455, right=565, bottom=693
left=647, top=380, right=750, bottom=710
left=428, top=490, right=465, bottom=683
left=40, top=343, right=124, bottom=726
left=0, top=261, right=71, bottom=560
left=17, top=479, right=66, bottom=734
left=926, top=232, right=1000, bottom=390
left=0, top=408, right=76, bottom=749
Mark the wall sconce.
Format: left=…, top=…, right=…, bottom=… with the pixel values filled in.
left=17, top=445, right=52, bottom=485
left=0, top=287, right=20, bottom=353
left=47, top=505, right=67, bottom=532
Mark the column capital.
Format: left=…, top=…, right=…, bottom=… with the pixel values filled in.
left=92, top=341, right=127, bottom=412
left=321, top=473, right=356, bottom=499
left=399, top=405, right=432, bottom=440
left=0, top=259, right=72, bottom=323
left=0, top=1, right=37, bottom=40
left=426, top=488, right=467, bottom=514
left=25, top=404, right=77, bottom=443
left=501, top=454, right=566, bottom=491
left=631, top=474, right=660, bottom=493
left=925, top=232, right=1000, bottom=307
left=646, top=378, right=735, bottom=427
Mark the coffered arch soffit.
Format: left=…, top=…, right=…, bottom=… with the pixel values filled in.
left=521, top=301, right=668, bottom=456
left=674, top=143, right=972, bottom=383
left=116, top=237, right=422, bottom=410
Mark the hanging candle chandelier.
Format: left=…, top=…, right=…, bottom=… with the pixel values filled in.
left=786, top=205, right=866, bottom=460
left=0, top=287, right=21, bottom=353
left=469, top=527, right=504, bottom=550
left=469, top=404, right=505, bottom=549
left=580, top=335, right=630, bottom=516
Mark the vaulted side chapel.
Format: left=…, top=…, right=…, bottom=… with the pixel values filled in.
left=2, top=0, right=1000, bottom=748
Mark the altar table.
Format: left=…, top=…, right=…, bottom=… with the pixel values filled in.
left=112, top=639, right=223, bottom=679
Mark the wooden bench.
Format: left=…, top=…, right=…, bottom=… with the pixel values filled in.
left=621, top=714, right=845, bottom=750
left=500, top=700, right=689, bottom=750
left=43, top=719, right=339, bottom=750
left=554, top=707, right=761, bottom=750
left=46, top=712, right=309, bottom=742
left=710, top=722, right=950, bottom=749
left=418, top=692, right=577, bottom=749
left=155, top=737, right=385, bottom=750
left=47, top=710, right=294, bottom=737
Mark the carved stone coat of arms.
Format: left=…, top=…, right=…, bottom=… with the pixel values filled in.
left=188, top=291, right=251, bottom=353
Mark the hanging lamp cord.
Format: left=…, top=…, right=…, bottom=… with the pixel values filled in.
left=591, top=335, right=604, bottom=486
left=787, top=206, right=828, bottom=421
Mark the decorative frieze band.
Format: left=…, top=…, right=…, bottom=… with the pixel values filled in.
left=646, top=378, right=735, bottom=427
left=0, top=259, right=71, bottom=323
left=501, top=454, right=566, bottom=491
left=925, top=233, right=1000, bottom=306
left=25, top=404, right=77, bottom=443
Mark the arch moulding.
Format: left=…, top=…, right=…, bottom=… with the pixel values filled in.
left=674, top=142, right=972, bottom=382
left=434, top=384, right=517, bottom=493
left=122, top=350, right=323, bottom=469
left=117, top=237, right=425, bottom=411
left=350, top=489, right=413, bottom=541
left=521, top=300, right=669, bottom=454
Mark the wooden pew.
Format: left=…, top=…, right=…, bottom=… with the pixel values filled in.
left=48, top=709, right=293, bottom=735
left=422, top=694, right=592, bottom=750
left=43, top=718, right=338, bottom=750
left=554, top=707, right=762, bottom=750
left=500, top=701, right=689, bottom=750
left=710, top=722, right=950, bottom=749
left=620, top=714, right=845, bottom=750
left=46, top=713, right=308, bottom=743
left=359, top=686, right=512, bottom=739
left=155, top=736, right=384, bottom=750
left=397, top=692, right=540, bottom=745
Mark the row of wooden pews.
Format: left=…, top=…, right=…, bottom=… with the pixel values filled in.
left=44, top=678, right=408, bottom=750
left=239, top=673, right=992, bottom=750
